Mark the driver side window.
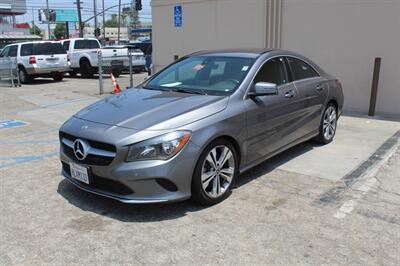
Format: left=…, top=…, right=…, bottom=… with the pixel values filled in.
left=0, top=47, right=9, bottom=57
left=254, top=57, right=289, bottom=86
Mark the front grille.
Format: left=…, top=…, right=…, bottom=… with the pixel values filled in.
left=60, top=131, right=116, bottom=166
left=62, top=162, right=133, bottom=196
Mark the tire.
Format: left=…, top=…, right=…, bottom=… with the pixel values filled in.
left=80, top=60, right=94, bottom=78
left=191, top=139, right=239, bottom=205
left=69, top=70, right=78, bottom=77
left=53, top=74, right=63, bottom=82
left=111, top=68, right=121, bottom=78
left=18, top=67, right=32, bottom=84
left=314, top=103, right=338, bottom=144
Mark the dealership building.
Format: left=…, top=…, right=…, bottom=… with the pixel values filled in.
left=151, top=0, right=400, bottom=116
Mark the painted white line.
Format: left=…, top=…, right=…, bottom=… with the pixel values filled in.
left=333, top=141, right=398, bottom=219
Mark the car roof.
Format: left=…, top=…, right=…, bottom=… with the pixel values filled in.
left=188, top=48, right=275, bottom=58
left=188, top=48, right=308, bottom=59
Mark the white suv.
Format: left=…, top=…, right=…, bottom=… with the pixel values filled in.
left=0, top=41, right=69, bottom=83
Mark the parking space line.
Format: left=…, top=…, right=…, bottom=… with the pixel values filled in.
left=0, top=152, right=57, bottom=169
left=313, top=130, right=400, bottom=207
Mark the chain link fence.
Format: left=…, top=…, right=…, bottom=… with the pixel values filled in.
left=98, top=51, right=147, bottom=94
left=0, top=57, right=20, bottom=87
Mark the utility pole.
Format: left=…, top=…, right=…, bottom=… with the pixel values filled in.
left=102, top=0, right=105, bottom=38
left=46, top=0, right=51, bottom=39
left=117, top=0, right=121, bottom=43
left=93, top=0, right=98, bottom=38
left=31, top=7, right=36, bottom=35
left=76, top=1, right=83, bottom=37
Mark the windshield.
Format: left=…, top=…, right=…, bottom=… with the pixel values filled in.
left=145, top=56, right=255, bottom=95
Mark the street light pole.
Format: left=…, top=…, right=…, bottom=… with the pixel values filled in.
left=93, top=0, right=98, bottom=38
left=117, top=0, right=121, bottom=43
left=76, top=1, right=83, bottom=37
left=102, top=0, right=105, bottom=38
left=46, top=0, right=51, bottom=39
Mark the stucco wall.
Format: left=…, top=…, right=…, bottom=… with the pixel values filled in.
left=281, top=0, right=400, bottom=115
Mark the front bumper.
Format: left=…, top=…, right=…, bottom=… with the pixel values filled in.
left=59, top=132, right=200, bottom=204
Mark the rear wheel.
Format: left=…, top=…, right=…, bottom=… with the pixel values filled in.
left=192, top=139, right=238, bottom=205
left=53, top=74, right=64, bottom=82
left=18, top=67, right=32, bottom=84
left=315, top=103, right=338, bottom=144
left=80, top=60, right=94, bottom=78
left=69, top=69, right=78, bottom=77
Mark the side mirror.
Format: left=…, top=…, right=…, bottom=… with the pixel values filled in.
left=145, top=75, right=152, bottom=81
left=248, top=82, right=278, bottom=97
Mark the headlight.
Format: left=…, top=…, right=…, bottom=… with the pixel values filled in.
left=126, top=131, right=191, bottom=161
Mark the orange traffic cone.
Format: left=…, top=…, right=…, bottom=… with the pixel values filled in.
left=110, top=73, right=121, bottom=94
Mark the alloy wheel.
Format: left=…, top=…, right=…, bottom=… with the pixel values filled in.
left=323, top=106, right=337, bottom=140
left=201, top=145, right=235, bottom=198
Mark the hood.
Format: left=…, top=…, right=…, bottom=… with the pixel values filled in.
left=74, top=88, right=228, bottom=130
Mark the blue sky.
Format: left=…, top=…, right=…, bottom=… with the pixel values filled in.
left=18, top=0, right=152, bottom=28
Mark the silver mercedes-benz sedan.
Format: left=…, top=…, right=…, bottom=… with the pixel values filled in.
left=59, top=49, right=344, bottom=205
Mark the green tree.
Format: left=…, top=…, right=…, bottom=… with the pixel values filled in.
left=104, top=14, right=118, bottom=27
left=30, top=24, right=42, bottom=36
left=54, top=23, right=66, bottom=39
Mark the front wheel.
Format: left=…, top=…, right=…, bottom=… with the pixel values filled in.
left=191, top=139, right=238, bottom=205
left=53, top=74, right=64, bottom=82
left=314, top=103, right=338, bottom=144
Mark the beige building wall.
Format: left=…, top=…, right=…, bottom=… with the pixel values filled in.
left=281, top=0, right=400, bottom=116
left=152, top=0, right=268, bottom=71
left=151, top=0, right=400, bottom=116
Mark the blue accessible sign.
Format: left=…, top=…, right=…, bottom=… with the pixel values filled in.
left=174, top=5, right=182, bottom=27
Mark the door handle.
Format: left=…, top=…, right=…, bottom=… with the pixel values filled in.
left=284, top=90, right=295, bottom=98
left=315, top=84, right=324, bottom=91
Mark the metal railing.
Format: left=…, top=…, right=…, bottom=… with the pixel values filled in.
left=0, top=57, right=20, bottom=87
left=97, top=51, right=147, bottom=94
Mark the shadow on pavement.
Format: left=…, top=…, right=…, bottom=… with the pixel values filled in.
left=57, top=141, right=318, bottom=222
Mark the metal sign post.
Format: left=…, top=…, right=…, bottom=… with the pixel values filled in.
left=98, top=51, right=104, bottom=95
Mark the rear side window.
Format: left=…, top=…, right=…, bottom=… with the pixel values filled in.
left=20, top=44, right=33, bottom=56
left=287, top=57, right=319, bottom=80
left=8, top=45, right=18, bottom=57
left=74, top=40, right=100, bottom=49
left=32, top=43, right=66, bottom=55
left=62, top=41, right=70, bottom=51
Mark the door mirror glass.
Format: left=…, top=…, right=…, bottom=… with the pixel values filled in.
left=249, top=82, right=278, bottom=97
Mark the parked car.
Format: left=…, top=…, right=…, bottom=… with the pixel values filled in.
left=60, top=38, right=127, bottom=78
left=59, top=49, right=344, bottom=205
left=103, top=45, right=146, bottom=73
left=0, top=41, right=69, bottom=83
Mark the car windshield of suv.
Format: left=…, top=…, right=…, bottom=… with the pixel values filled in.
left=33, top=43, right=66, bottom=55
left=145, top=56, right=255, bottom=95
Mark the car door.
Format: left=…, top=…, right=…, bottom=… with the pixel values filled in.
left=286, top=57, right=328, bottom=134
left=245, top=56, right=306, bottom=164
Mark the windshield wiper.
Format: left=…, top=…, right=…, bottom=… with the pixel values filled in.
left=169, top=88, right=207, bottom=95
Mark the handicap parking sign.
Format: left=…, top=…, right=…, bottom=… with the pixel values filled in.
left=174, top=5, right=182, bottom=27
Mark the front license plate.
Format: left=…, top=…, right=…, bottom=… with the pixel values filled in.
left=70, top=162, right=89, bottom=184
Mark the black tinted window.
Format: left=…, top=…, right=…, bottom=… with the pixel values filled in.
left=287, top=57, right=319, bottom=80
left=33, top=43, right=66, bottom=55
left=62, top=41, right=70, bottom=51
left=20, top=44, right=33, bottom=56
left=74, top=40, right=100, bottom=49
left=8, top=45, right=18, bottom=57
left=254, top=57, right=289, bottom=86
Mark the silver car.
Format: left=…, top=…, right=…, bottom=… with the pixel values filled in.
left=59, top=49, right=344, bottom=205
